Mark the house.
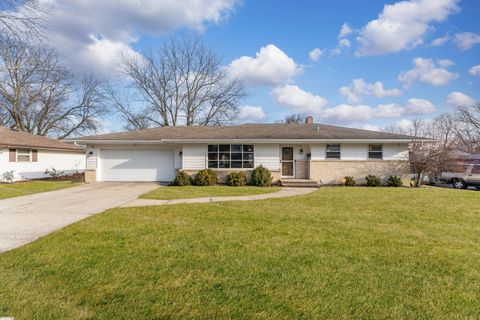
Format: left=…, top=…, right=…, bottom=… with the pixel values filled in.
left=0, top=127, right=85, bottom=182
left=73, top=116, right=413, bottom=185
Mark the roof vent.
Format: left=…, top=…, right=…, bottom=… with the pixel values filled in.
left=305, top=116, right=313, bottom=124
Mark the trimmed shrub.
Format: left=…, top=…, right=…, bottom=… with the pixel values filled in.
left=343, top=176, right=356, bottom=186
left=226, top=171, right=247, bottom=186
left=173, top=170, right=193, bottom=186
left=193, top=169, right=218, bottom=186
left=251, top=165, right=273, bottom=187
left=365, top=174, right=381, bottom=187
left=387, top=175, right=403, bottom=187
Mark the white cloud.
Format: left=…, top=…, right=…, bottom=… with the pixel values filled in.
left=399, top=57, right=458, bottom=87
left=237, top=105, right=267, bottom=122
left=30, top=0, right=238, bottom=76
left=445, top=92, right=476, bottom=107
left=338, top=23, right=353, bottom=38
left=469, top=65, right=480, bottom=77
left=387, top=119, right=415, bottom=133
left=356, top=0, right=459, bottom=56
left=323, top=104, right=373, bottom=122
left=338, top=38, right=351, bottom=48
left=405, top=98, right=435, bottom=114
left=309, top=48, right=323, bottom=62
left=437, top=59, right=454, bottom=68
left=339, top=78, right=402, bottom=104
left=374, top=103, right=405, bottom=118
left=362, top=124, right=381, bottom=131
left=430, top=35, right=450, bottom=46
left=225, top=44, right=302, bottom=86
left=453, top=32, right=480, bottom=50
left=272, top=85, right=328, bottom=114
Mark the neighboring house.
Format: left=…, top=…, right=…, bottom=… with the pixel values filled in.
left=0, top=127, right=85, bottom=182
left=73, top=116, right=413, bottom=185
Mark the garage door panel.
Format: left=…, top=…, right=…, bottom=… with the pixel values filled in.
left=99, top=149, right=175, bottom=182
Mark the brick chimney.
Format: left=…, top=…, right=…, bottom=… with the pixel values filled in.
left=305, top=116, right=313, bottom=124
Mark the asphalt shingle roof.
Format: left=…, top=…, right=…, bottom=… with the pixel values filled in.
left=76, top=123, right=414, bottom=141
left=0, top=127, right=84, bottom=151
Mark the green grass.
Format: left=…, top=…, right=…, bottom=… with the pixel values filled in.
left=0, top=180, right=81, bottom=199
left=1, top=187, right=479, bottom=319
left=140, top=185, right=280, bottom=200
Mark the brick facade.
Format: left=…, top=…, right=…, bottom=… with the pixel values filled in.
left=309, top=160, right=409, bottom=185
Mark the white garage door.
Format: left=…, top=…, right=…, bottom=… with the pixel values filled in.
left=99, top=149, right=175, bottom=182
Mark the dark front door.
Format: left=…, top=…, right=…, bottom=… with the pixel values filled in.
left=282, top=147, right=294, bottom=177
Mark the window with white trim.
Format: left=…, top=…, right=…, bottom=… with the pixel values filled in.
left=326, top=144, right=340, bottom=159
left=208, top=144, right=254, bottom=169
left=16, top=148, right=31, bottom=162
left=368, top=145, right=383, bottom=159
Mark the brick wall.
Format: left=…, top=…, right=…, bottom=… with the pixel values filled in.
left=309, top=160, right=409, bottom=185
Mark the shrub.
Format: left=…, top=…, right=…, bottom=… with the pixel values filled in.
left=173, top=171, right=193, bottom=186
left=193, top=169, right=218, bottom=186
left=44, top=168, right=65, bottom=180
left=251, top=165, right=273, bottom=187
left=1, top=170, right=15, bottom=183
left=226, top=171, right=247, bottom=186
left=365, top=174, right=381, bottom=187
left=343, top=176, right=356, bottom=186
left=387, top=175, right=403, bottom=187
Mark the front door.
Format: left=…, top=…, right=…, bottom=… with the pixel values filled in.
left=281, top=147, right=294, bottom=177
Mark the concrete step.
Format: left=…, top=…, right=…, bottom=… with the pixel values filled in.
left=279, top=179, right=319, bottom=188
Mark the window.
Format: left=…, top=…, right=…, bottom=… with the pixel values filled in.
left=368, top=145, right=383, bottom=159
left=326, top=144, right=340, bottom=159
left=16, top=149, right=31, bottom=162
left=208, top=144, right=254, bottom=169
left=472, top=165, right=480, bottom=174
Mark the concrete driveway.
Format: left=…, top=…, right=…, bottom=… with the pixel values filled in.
left=0, top=182, right=159, bottom=253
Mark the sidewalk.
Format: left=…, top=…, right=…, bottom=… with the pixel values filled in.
left=121, top=187, right=318, bottom=207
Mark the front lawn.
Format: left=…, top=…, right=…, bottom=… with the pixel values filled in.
left=0, top=180, right=80, bottom=199
left=140, top=185, right=280, bottom=200
left=1, top=187, right=479, bottom=319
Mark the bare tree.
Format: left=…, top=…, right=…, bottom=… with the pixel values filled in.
left=0, top=36, right=108, bottom=138
left=454, top=103, right=480, bottom=153
left=277, top=113, right=307, bottom=124
left=384, top=116, right=456, bottom=187
left=0, top=0, right=46, bottom=39
left=112, top=35, right=246, bottom=129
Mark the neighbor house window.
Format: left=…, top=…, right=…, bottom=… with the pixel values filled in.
left=326, top=144, right=341, bottom=159
left=16, top=149, right=31, bottom=162
left=368, top=145, right=383, bottom=159
left=208, top=144, right=254, bottom=169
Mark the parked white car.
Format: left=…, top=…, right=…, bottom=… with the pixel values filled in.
left=440, top=164, right=480, bottom=189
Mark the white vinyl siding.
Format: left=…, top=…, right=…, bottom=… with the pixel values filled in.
left=98, top=149, right=175, bottom=182
left=310, top=143, right=408, bottom=160
left=0, top=148, right=85, bottom=182
left=182, top=144, right=207, bottom=170
left=383, top=144, right=409, bottom=160
left=254, top=144, right=280, bottom=171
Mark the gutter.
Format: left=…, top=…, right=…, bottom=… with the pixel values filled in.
left=71, top=138, right=420, bottom=144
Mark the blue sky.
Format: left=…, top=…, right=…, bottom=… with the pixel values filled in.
left=36, top=0, right=480, bottom=132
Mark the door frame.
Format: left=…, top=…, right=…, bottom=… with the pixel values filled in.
left=281, top=146, right=295, bottom=178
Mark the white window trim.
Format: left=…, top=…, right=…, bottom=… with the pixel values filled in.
left=368, top=144, right=383, bottom=160
left=16, top=148, right=32, bottom=162
left=325, top=144, right=341, bottom=160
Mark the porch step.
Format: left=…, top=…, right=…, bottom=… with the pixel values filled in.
left=279, top=179, right=319, bottom=188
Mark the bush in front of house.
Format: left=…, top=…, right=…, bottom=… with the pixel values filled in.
left=173, top=170, right=193, bottom=186
left=387, top=175, right=403, bottom=187
left=343, top=176, right=356, bottom=186
left=193, top=169, right=218, bottom=186
left=226, top=171, right=247, bottom=186
left=365, top=174, right=381, bottom=187
left=251, top=165, right=273, bottom=187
